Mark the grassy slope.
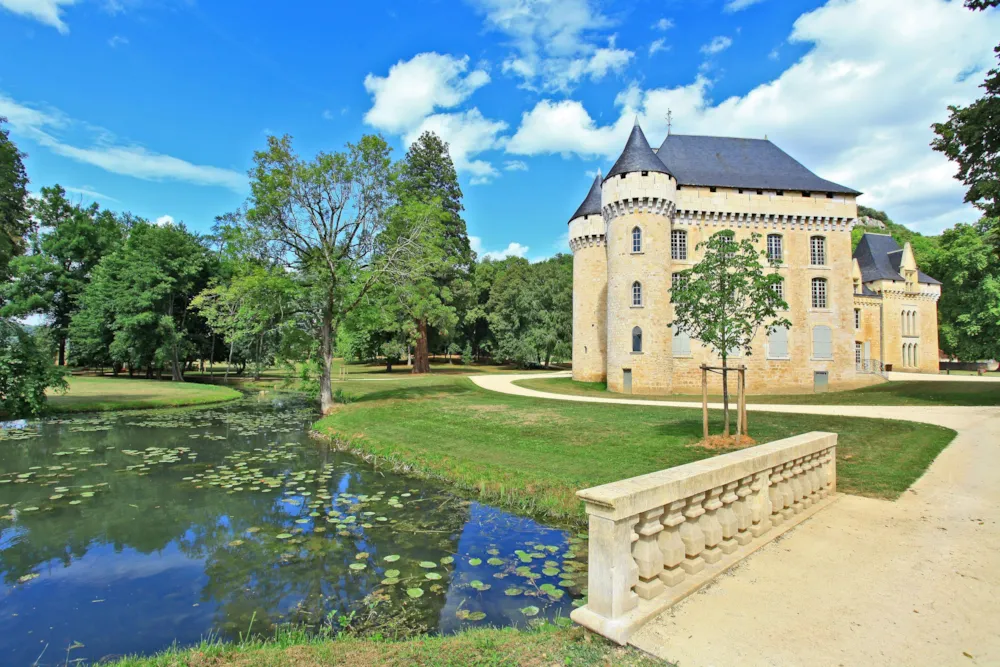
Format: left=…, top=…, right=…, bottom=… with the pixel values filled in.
left=516, top=377, right=1000, bottom=407
left=314, top=376, right=955, bottom=521
left=46, top=376, right=242, bottom=414
left=106, top=627, right=658, bottom=667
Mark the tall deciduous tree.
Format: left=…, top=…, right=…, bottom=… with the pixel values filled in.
left=0, top=118, right=30, bottom=282
left=0, top=320, right=65, bottom=417
left=670, top=231, right=790, bottom=436
left=2, top=186, right=123, bottom=364
left=235, top=134, right=413, bottom=412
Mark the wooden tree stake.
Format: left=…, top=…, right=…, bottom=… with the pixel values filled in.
left=701, top=365, right=709, bottom=441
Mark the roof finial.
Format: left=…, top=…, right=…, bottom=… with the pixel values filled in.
left=633, top=114, right=640, bottom=128
left=597, top=167, right=602, bottom=178
left=666, top=109, right=672, bottom=136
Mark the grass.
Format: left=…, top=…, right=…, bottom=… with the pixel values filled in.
left=313, top=376, right=956, bottom=522
left=103, top=626, right=659, bottom=667
left=515, top=377, right=1000, bottom=407
left=45, top=376, right=242, bottom=414
left=182, top=358, right=562, bottom=382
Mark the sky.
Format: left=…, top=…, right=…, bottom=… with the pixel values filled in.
left=1, top=0, right=998, bottom=263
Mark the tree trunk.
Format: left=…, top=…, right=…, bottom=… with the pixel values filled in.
left=170, top=342, right=184, bottom=382
left=319, top=300, right=336, bottom=414
left=58, top=337, right=66, bottom=366
left=386, top=359, right=393, bottom=372
left=721, top=358, right=730, bottom=437
left=412, top=319, right=430, bottom=374
left=209, top=333, right=215, bottom=378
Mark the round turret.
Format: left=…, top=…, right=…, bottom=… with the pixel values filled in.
left=569, top=173, right=608, bottom=383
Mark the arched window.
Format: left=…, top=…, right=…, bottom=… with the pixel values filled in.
left=811, top=277, right=827, bottom=309
left=671, top=229, right=687, bottom=260
left=813, top=325, right=833, bottom=359
left=672, top=324, right=690, bottom=356
left=914, top=343, right=919, bottom=366
left=631, top=227, right=642, bottom=253
left=901, top=310, right=907, bottom=336
left=912, top=311, right=918, bottom=335
left=810, top=236, right=826, bottom=266
left=632, top=281, right=643, bottom=307
left=766, top=234, right=783, bottom=262
left=768, top=325, right=789, bottom=359
left=632, top=326, right=643, bottom=353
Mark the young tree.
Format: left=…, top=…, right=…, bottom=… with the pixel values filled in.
left=2, top=186, right=123, bottom=364
left=233, top=134, right=414, bottom=413
left=670, top=231, right=790, bottom=437
left=0, top=118, right=30, bottom=282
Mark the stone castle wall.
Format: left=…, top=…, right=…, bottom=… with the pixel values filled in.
left=877, top=282, right=942, bottom=373
left=570, top=220, right=608, bottom=383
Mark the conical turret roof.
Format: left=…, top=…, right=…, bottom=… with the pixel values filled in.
left=604, top=122, right=672, bottom=182
left=569, top=172, right=603, bottom=222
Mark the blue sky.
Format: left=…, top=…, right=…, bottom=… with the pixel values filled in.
left=1, top=0, right=998, bottom=262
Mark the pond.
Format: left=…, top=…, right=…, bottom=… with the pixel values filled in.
left=0, top=394, right=587, bottom=666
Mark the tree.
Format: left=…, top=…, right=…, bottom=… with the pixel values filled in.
left=670, top=231, right=790, bottom=437
left=72, top=220, right=216, bottom=380
left=233, top=134, right=413, bottom=413
left=931, top=1, right=1000, bottom=221
left=0, top=118, right=30, bottom=282
left=928, top=218, right=1000, bottom=362
left=0, top=320, right=66, bottom=417
left=389, top=132, right=473, bottom=373
left=2, top=186, right=123, bottom=364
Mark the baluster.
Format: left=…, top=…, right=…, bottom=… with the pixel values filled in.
left=699, top=487, right=724, bottom=564
left=768, top=466, right=786, bottom=526
left=632, top=508, right=665, bottom=599
left=751, top=471, right=773, bottom=537
left=717, top=482, right=739, bottom=554
left=780, top=462, right=797, bottom=518
left=793, top=457, right=811, bottom=509
left=678, top=494, right=706, bottom=574
left=658, top=500, right=687, bottom=586
left=586, top=514, right=640, bottom=620
left=803, top=454, right=820, bottom=504
left=734, top=476, right=754, bottom=545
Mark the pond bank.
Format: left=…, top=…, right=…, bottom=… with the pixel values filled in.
left=103, top=626, right=659, bottom=667
left=45, top=376, right=242, bottom=414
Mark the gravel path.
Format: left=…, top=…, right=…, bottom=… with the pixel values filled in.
left=471, top=372, right=1000, bottom=666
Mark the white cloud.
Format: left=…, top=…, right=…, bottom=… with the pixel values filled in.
left=364, top=53, right=506, bottom=182
left=504, top=0, right=999, bottom=233
left=65, top=186, right=119, bottom=203
left=363, top=53, right=489, bottom=134
left=649, top=38, right=668, bottom=57
left=0, top=0, right=76, bottom=33
left=652, top=18, right=674, bottom=31
left=0, top=92, right=246, bottom=191
left=470, top=236, right=530, bottom=260
left=154, top=215, right=175, bottom=226
left=503, top=160, right=528, bottom=171
left=471, top=0, right=634, bottom=92
left=725, top=0, right=765, bottom=12
left=108, top=35, right=128, bottom=48
left=701, top=36, right=733, bottom=56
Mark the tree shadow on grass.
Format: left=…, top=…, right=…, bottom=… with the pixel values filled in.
left=352, top=384, right=471, bottom=404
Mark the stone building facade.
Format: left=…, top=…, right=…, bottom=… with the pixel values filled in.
left=568, top=123, right=941, bottom=395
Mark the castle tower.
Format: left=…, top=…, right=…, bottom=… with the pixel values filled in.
left=602, top=122, right=677, bottom=393
left=569, top=173, right=608, bottom=382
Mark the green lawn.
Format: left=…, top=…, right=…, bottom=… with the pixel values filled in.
left=105, top=627, right=657, bottom=667
left=314, top=376, right=955, bottom=522
left=182, top=358, right=562, bottom=382
left=45, top=376, right=242, bottom=414
left=515, top=377, right=1000, bottom=407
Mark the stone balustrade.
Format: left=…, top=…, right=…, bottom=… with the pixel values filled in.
left=570, top=431, right=838, bottom=644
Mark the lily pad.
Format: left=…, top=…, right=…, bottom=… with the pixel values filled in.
left=276, top=533, right=293, bottom=540
left=520, top=605, right=540, bottom=617
left=487, top=558, right=505, bottom=566
left=349, top=563, right=366, bottom=571
left=384, top=554, right=400, bottom=562
left=419, top=561, right=437, bottom=569
left=384, top=569, right=401, bottom=578
left=504, top=586, right=523, bottom=596
left=17, top=573, right=39, bottom=584
left=440, top=556, right=454, bottom=565
left=468, top=558, right=482, bottom=566
left=406, top=587, right=424, bottom=598
left=425, top=572, right=442, bottom=580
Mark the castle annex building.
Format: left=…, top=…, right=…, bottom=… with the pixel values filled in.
left=568, top=123, right=941, bottom=395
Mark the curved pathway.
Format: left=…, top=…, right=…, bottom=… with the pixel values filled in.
left=471, top=372, right=1000, bottom=667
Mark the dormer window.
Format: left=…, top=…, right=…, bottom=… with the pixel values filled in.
left=802, top=191, right=811, bottom=197
left=756, top=190, right=763, bottom=195
left=776, top=191, right=784, bottom=196
left=826, top=193, right=834, bottom=199
left=641, top=171, right=649, bottom=176
left=619, top=173, right=626, bottom=179
left=709, top=187, right=717, bottom=193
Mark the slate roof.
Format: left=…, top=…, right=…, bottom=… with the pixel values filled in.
left=859, top=284, right=881, bottom=298
left=569, top=173, right=603, bottom=222
left=853, top=233, right=941, bottom=285
left=604, top=123, right=672, bottom=181
left=655, top=134, right=861, bottom=195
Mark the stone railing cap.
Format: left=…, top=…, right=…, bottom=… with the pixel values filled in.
left=577, top=431, right=836, bottom=520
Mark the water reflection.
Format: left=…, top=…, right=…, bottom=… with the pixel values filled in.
left=0, top=395, right=586, bottom=665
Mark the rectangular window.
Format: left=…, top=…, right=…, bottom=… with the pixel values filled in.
left=772, top=279, right=784, bottom=301
left=803, top=192, right=811, bottom=197
left=810, top=236, right=826, bottom=266
left=826, top=193, right=834, bottom=199
left=709, top=187, right=717, bottom=193
left=672, top=325, right=691, bottom=356
left=813, top=326, right=833, bottom=359
left=776, top=190, right=784, bottom=196
left=811, top=278, right=827, bottom=309
left=671, top=230, right=687, bottom=260
left=854, top=309, right=860, bottom=329
left=671, top=272, right=687, bottom=291
left=767, top=234, right=783, bottom=262
left=767, top=325, right=789, bottom=359
left=855, top=342, right=862, bottom=365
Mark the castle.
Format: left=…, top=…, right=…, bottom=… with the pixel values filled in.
left=568, top=123, right=941, bottom=395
